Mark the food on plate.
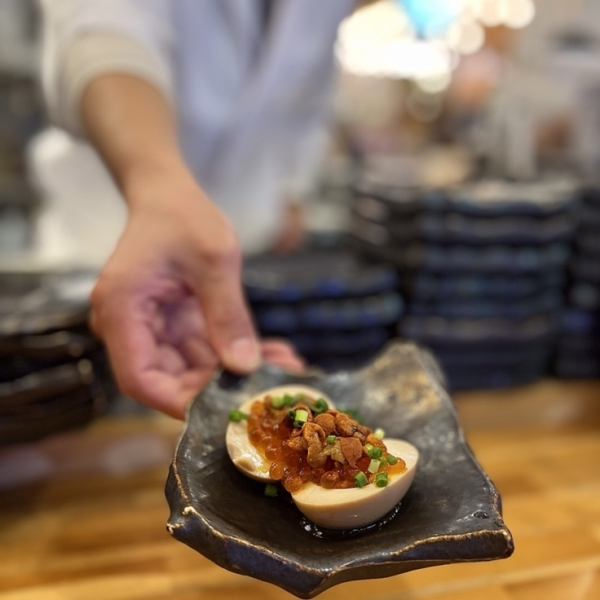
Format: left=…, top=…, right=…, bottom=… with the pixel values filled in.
left=226, top=385, right=419, bottom=529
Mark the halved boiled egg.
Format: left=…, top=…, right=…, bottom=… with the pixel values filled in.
left=226, top=385, right=335, bottom=482
left=291, top=438, right=418, bottom=529
left=225, top=386, right=418, bottom=530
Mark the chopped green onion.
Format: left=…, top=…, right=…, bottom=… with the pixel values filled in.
left=295, top=409, right=309, bottom=423
left=374, top=428, right=385, bottom=440
left=368, top=459, right=381, bottom=474
left=270, top=396, right=286, bottom=409
left=326, top=435, right=337, bottom=445
left=386, top=454, right=398, bottom=465
left=264, top=484, right=278, bottom=497
left=366, top=446, right=382, bottom=459
left=283, top=394, right=297, bottom=406
left=375, top=473, right=389, bottom=488
left=228, top=410, right=248, bottom=423
left=364, top=443, right=373, bottom=455
left=355, top=472, right=368, bottom=488
left=292, top=408, right=309, bottom=428
left=313, top=398, right=328, bottom=414
left=288, top=409, right=296, bottom=419
left=277, top=395, right=298, bottom=409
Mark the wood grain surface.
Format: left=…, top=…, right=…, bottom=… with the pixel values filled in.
left=0, top=380, right=599, bottom=600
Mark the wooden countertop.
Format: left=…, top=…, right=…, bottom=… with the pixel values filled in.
left=1, top=380, right=599, bottom=600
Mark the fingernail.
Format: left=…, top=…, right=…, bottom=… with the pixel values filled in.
left=225, top=338, right=261, bottom=371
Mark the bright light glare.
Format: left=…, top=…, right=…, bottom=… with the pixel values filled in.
left=446, top=19, right=485, bottom=54
left=336, top=0, right=535, bottom=83
left=416, top=71, right=452, bottom=93
left=473, top=0, right=508, bottom=27
left=504, top=0, right=536, bottom=29
left=336, top=36, right=452, bottom=79
left=469, top=0, right=535, bottom=28
left=338, top=0, right=411, bottom=43
left=337, top=1, right=452, bottom=79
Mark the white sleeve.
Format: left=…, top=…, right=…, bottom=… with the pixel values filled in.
left=281, top=111, right=332, bottom=201
left=280, top=74, right=337, bottom=201
left=274, top=0, right=350, bottom=201
left=39, top=0, right=174, bottom=135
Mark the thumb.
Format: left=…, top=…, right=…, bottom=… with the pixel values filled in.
left=189, top=251, right=261, bottom=373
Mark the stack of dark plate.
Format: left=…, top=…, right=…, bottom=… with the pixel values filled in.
left=0, top=271, right=113, bottom=446
left=0, top=72, right=43, bottom=257
left=351, top=176, right=577, bottom=390
left=555, top=185, right=600, bottom=378
left=244, top=250, right=403, bottom=371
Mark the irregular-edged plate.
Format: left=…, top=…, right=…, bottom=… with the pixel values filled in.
left=165, top=342, right=513, bottom=598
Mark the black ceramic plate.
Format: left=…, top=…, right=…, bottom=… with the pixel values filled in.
left=578, top=205, right=600, bottom=229
left=353, top=237, right=570, bottom=274
left=571, top=257, right=600, bottom=284
left=561, top=309, right=600, bottom=335
left=0, top=329, right=97, bottom=360
left=354, top=177, right=576, bottom=219
left=399, top=315, right=558, bottom=345
left=0, top=270, right=95, bottom=336
left=554, top=355, right=600, bottom=379
left=0, top=331, right=101, bottom=382
left=351, top=209, right=576, bottom=246
left=302, top=351, right=385, bottom=373
left=0, top=361, right=94, bottom=410
left=253, top=293, right=403, bottom=334
left=166, top=343, right=513, bottom=598
left=575, top=231, right=600, bottom=256
left=408, top=293, right=562, bottom=320
left=0, top=358, right=113, bottom=446
left=407, top=271, right=565, bottom=301
left=569, top=284, right=600, bottom=311
left=430, top=347, right=550, bottom=369
left=0, top=388, right=104, bottom=446
left=288, top=327, right=390, bottom=357
left=244, top=251, right=398, bottom=304
left=443, top=366, right=544, bottom=391
left=580, top=185, right=600, bottom=209
left=556, top=335, right=600, bottom=354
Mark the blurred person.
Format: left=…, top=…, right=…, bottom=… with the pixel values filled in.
left=40, top=0, right=356, bottom=418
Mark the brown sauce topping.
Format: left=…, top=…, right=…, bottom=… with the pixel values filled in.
left=246, top=394, right=406, bottom=493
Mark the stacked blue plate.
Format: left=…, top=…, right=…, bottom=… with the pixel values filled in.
left=555, top=185, right=600, bottom=378
left=351, top=175, right=578, bottom=390
left=0, top=271, right=114, bottom=445
left=244, top=250, right=403, bottom=370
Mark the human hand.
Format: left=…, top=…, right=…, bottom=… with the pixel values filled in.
left=273, top=201, right=305, bottom=254
left=91, top=166, right=303, bottom=418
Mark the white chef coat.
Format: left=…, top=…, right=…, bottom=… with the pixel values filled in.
left=39, top=0, right=355, bottom=252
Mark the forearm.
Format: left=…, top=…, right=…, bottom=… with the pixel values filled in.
left=80, top=73, right=191, bottom=203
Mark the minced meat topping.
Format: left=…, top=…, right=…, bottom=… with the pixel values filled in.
left=245, top=393, right=406, bottom=492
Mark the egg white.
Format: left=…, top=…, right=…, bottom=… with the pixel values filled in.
left=290, top=438, right=419, bottom=529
